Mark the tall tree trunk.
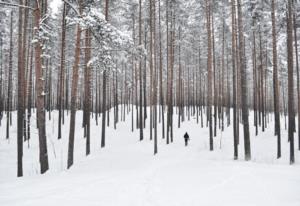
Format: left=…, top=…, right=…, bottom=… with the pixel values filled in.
left=271, top=0, right=281, bottom=158
left=7, top=11, right=13, bottom=141
left=212, top=14, right=217, bottom=137
left=159, top=0, right=165, bottom=139
left=101, top=0, right=109, bottom=148
left=253, top=32, right=258, bottom=136
left=237, top=0, right=251, bottom=160
left=293, top=2, right=300, bottom=150
left=84, top=29, right=91, bottom=155
left=58, top=3, right=66, bottom=140
left=0, top=36, right=2, bottom=125
left=152, top=0, right=158, bottom=154
left=34, top=3, right=49, bottom=174
left=139, top=0, right=143, bottom=141
left=22, top=0, right=29, bottom=141
left=206, top=0, right=213, bottom=151
left=17, top=3, right=25, bottom=176
left=27, top=46, right=33, bottom=144
left=232, top=0, right=238, bottom=159
left=67, top=0, right=82, bottom=168
left=287, top=0, right=295, bottom=164
left=259, top=27, right=265, bottom=132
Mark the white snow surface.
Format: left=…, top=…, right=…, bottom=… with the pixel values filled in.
left=0, top=108, right=300, bottom=206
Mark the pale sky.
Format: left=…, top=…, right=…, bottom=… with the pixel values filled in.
left=50, top=0, right=63, bottom=15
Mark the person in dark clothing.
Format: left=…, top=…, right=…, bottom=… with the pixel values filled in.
left=184, top=132, right=190, bottom=146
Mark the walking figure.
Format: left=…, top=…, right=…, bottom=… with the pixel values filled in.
left=184, top=132, right=190, bottom=146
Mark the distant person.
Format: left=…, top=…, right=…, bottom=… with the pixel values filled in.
left=184, top=132, right=190, bottom=146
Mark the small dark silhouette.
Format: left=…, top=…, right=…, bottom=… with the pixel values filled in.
left=184, top=132, right=190, bottom=146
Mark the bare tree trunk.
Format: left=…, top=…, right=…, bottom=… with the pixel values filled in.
left=139, top=0, right=143, bottom=141
left=159, top=0, right=165, bottom=139
left=206, top=0, right=213, bottom=151
left=293, top=3, right=300, bottom=151
left=27, top=46, right=33, bottom=144
left=101, top=0, right=110, bottom=148
left=221, top=18, right=225, bottom=132
left=271, top=0, right=281, bottom=158
left=0, top=36, right=2, bottom=126
left=6, top=11, right=13, bottom=141
left=58, top=3, right=66, bottom=140
left=67, top=0, right=82, bottom=168
left=17, top=3, right=24, bottom=176
left=287, top=0, right=295, bottom=164
left=259, top=27, right=265, bottom=132
left=166, top=0, right=170, bottom=144
left=84, top=29, right=91, bottom=155
left=232, top=0, right=238, bottom=159
left=152, top=1, right=158, bottom=155
left=237, top=0, right=251, bottom=160
left=22, top=0, right=29, bottom=141
left=34, top=3, right=49, bottom=174
left=212, top=14, right=217, bottom=137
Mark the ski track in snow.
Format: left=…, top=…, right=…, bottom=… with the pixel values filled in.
left=0, top=109, right=300, bottom=206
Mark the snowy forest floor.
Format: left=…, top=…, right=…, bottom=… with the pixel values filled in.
left=0, top=107, right=300, bottom=206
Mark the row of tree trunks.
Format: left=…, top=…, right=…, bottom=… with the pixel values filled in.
left=2, top=0, right=298, bottom=176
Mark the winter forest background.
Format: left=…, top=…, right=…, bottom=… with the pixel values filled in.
left=0, top=0, right=300, bottom=205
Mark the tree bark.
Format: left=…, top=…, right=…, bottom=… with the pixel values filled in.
left=206, top=0, right=213, bottom=151
left=237, top=0, right=251, bottom=161
left=67, top=0, right=82, bottom=168
left=287, top=0, right=295, bottom=164
left=17, top=3, right=24, bottom=176
left=34, top=4, right=49, bottom=174
left=232, top=0, right=238, bottom=159
left=58, top=3, right=66, bottom=140
left=271, top=0, right=281, bottom=158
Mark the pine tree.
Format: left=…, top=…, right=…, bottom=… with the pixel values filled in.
left=34, top=0, right=49, bottom=174
left=271, top=0, right=281, bottom=158
left=287, top=0, right=295, bottom=164
left=58, top=3, right=67, bottom=140
left=67, top=0, right=82, bottom=169
left=206, top=0, right=213, bottom=151
left=231, top=0, right=238, bottom=159
left=237, top=0, right=251, bottom=161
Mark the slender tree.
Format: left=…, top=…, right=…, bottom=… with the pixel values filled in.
left=34, top=0, right=49, bottom=174
left=67, top=0, right=82, bottom=168
left=271, top=0, right=281, bottom=158
left=17, top=0, right=26, bottom=177
left=231, top=0, right=238, bottom=159
left=237, top=0, right=251, bottom=160
left=101, top=0, right=109, bottom=148
left=293, top=1, right=300, bottom=151
left=139, top=0, right=143, bottom=141
left=206, top=0, right=213, bottom=151
left=287, top=0, right=295, bottom=164
left=58, top=3, right=67, bottom=140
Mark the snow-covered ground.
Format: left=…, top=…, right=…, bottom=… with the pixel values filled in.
left=0, top=108, right=300, bottom=206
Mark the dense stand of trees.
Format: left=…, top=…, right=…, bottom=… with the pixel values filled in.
left=0, top=0, right=299, bottom=177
